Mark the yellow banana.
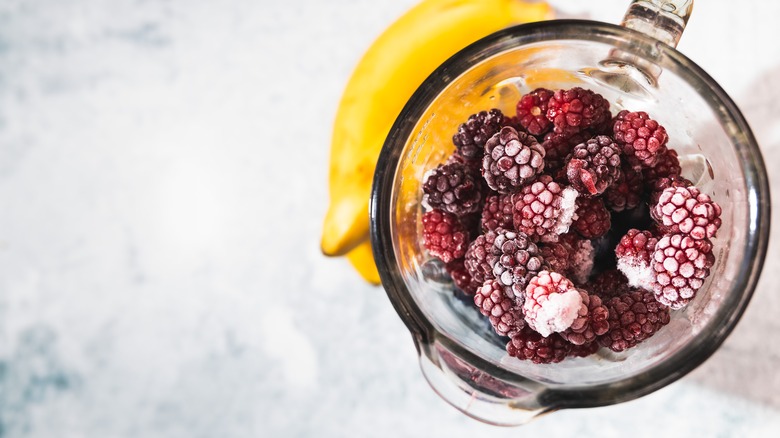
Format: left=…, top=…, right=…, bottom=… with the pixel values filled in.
left=323, top=0, right=554, bottom=281
left=346, top=238, right=381, bottom=285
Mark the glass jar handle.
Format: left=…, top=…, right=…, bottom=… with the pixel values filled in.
left=620, top=0, right=694, bottom=49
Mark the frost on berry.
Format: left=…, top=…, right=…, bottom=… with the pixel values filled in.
left=653, top=186, right=722, bottom=240
left=490, top=229, right=544, bottom=300
left=463, top=230, right=500, bottom=286
left=512, top=175, right=578, bottom=242
left=566, top=135, right=622, bottom=196
left=452, top=109, right=507, bottom=162
left=474, top=279, right=525, bottom=337
left=422, top=209, right=469, bottom=263
left=481, top=193, right=514, bottom=232
left=523, top=271, right=583, bottom=337
left=648, top=175, right=693, bottom=206
left=612, top=110, right=669, bottom=168
left=559, top=232, right=595, bottom=285
left=422, top=161, right=482, bottom=216
left=652, top=234, right=715, bottom=309
left=482, top=126, right=546, bottom=193
left=615, top=229, right=658, bottom=290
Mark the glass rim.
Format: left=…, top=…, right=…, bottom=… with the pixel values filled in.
left=370, top=19, right=770, bottom=408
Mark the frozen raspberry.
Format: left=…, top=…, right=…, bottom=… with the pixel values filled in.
left=615, top=229, right=658, bottom=290
left=560, top=290, right=610, bottom=345
left=463, top=230, right=501, bottom=286
left=652, top=234, right=715, bottom=309
left=613, top=110, right=669, bottom=168
left=546, top=87, right=611, bottom=135
left=422, top=209, right=469, bottom=263
left=480, top=193, right=514, bottom=232
left=506, top=326, right=571, bottom=364
left=566, top=135, right=622, bottom=196
left=588, top=269, right=632, bottom=299
left=482, top=126, right=546, bottom=193
left=653, top=186, right=722, bottom=240
left=541, top=130, right=590, bottom=172
left=445, top=259, right=480, bottom=295
left=452, top=109, right=507, bottom=162
left=643, top=148, right=682, bottom=183
left=572, top=197, right=611, bottom=239
left=569, top=340, right=601, bottom=357
left=523, top=271, right=583, bottom=337
left=512, top=175, right=579, bottom=242
left=559, top=233, right=595, bottom=284
left=648, top=175, right=693, bottom=206
left=598, top=289, right=671, bottom=352
left=423, top=161, right=482, bottom=216
left=539, top=242, right=570, bottom=274
left=516, top=88, right=554, bottom=136
left=474, top=279, right=525, bottom=337
left=491, top=229, right=544, bottom=300
left=604, top=163, right=644, bottom=212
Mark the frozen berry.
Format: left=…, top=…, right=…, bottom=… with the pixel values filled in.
left=422, top=209, right=469, bottom=263
left=523, top=271, right=583, bottom=337
left=474, top=279, right=525, bottom=337
left=572, top=197, right=611, bottom=239
left=604, top=163, right=644, bottom=212
left=648, top=175, right=693, bottom=206
left=452, top=109, right=507, bottom=162
left=569, top=340, right=601, bottom=357
left=541, top=130, right=590, bottom=172
left=546, top=87, right=611, bottom=135
left=566, top=135, right=622, bottom=196
left=463, top=230, right=501, bottom=286
left=599, top=289, right=671, bottom=352
left=516, top=88, right=554, bottom=136
left=512, top=175, right=579, bottom=242
left=481, top=193, right=514, bottom=232
left=506, top=326, right=571, bottom=364
left=615, top=229, right=658, bottom=290
left=613, top=110, right=668, bottom=168
left=643, top=148, right=682, bottom=183
left=483, top=126, right=546, bottom=193
left=652, top=234, right=715, bottom=309
left=561, top=290, right=610, bottom=345
left=653, top=186, right=722, bottom=240
left=588, top=269, right=632, bottom=299
left=559, top=232, right=596, bottom=284
left=491, top=229, right=544, bottom=301
left=423, top=161, right=482, bottom=216
left=445, top=259, right=480, bottom=295
left=539, top=242, right=570, bottom=274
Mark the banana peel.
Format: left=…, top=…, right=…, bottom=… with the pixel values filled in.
left=323, top=0, right=554, bottom=283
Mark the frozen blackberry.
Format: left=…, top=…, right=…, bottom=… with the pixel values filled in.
left=559, top=232, right=595, bottom=285
left=613, top=110, right=669, bottom=168
left=648, top=175, right=693, bottom=206
left=588, top=269, right=632, bottom=299
left=546, top=87, right=611, bottom=135
left=491, top=229, right=544, bottom=301
left=512, top=175, right=579, bottom=242
left=506, top=326, right=571, bottom=364
left=566, top=135, right=622, bottom=196
left=483, top=126, right=546, bottom=193
left=615, top=229, right=658, bottom=290
left=572, top=197, right=611, bottom=239
left=452, top=109, right=507, bottom=162
left=643, top=148, right=682, bottom=183
left=652, top=234, right=715, bottom=309
left=423, top=161, right=482, bottom=216
left=481, top=193, right=514, bottom=232
left=422, top=209, right=469, bottom=263
left=653, top=186, right=722, bottom=240
left=604, top=163, right=644, bottom=212
left=569, top=340, right=601, bottom=358
left=541, top=130, right=591, bottom=172
left=599, top=289, right=671, bottom=352
left=561, top=290, right=610, bottom=346
left=463, top=230, right=501, bottom=286
left=523, top=271, right=583, bottom=337
left=445, top=259, right=481, bottom=295
left=516, top=88, right=554, bottom=136
left=539, top=242, right=570, bottom=274
left=474, top=279, right=525, bottom=337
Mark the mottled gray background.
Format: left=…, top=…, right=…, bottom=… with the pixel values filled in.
left=1, top=0, right=779, bottom=437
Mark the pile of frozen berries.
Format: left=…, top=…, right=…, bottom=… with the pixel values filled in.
left=421, top=87, right=722, bottom=364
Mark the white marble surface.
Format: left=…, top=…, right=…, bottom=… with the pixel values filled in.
left=1, top=0, right=779, bottom=436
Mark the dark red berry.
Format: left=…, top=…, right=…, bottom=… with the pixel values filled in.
left=652, top=234, right=715, bottom=309
left=546, top=87, right=611, bottom=135
left=512, top=175, right=579, bottom=242
left=474, top=279, right=525, bottom=337
left=569, top=340, right=601, bottom=357
left=423, top=161, right=482, bottom=216
left=588, top=269, right=632, bottom=299
left=612, top=110, right=669, bottom=168
left=566, top=135, right=622, bottom=196
left=463, top=230, right=501, bottom=286
left=482, top=126, right=546, bottom=193
left=445, top=259, right=481, bottom=295
left=506, top=326, right=571, bottom=364
left=572, top=197, right=611, bottom=239
left=516, top=88, right=554, bottom=136
left=604, top=163, right=644, bottom=212
left=653, top=186, right=722, bottom=240
left=539, top=241, right=570, bottom=274
left=643, top=148, right=682, bottom=184
left=422, top=209, right=469, bottom=263
left=480, top=193, right=514, bottom=232
left=541, top=130, right=591, bottom=172
left=561, top=290, right=610, bottom=345
left=452, top=109, right=507, bottom=162
left=598, top=289, right=671, bottom=352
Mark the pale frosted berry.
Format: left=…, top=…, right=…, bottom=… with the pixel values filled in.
left=491, top=229, right=544, bottom=301
left=512, top=175, right=579, bottom=242
left=452, top=109, right=507, bottom=162
left=523, top=271, right=583, bottom=337
left=653, top=186, right=722, bottom=240
left=615, top=229, right=658, bottom=290
left=483, top=126, right=546, bottom=193
left=652, top=234, right=715, bottom=309
left=474, top=279, right=525, bottom=337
